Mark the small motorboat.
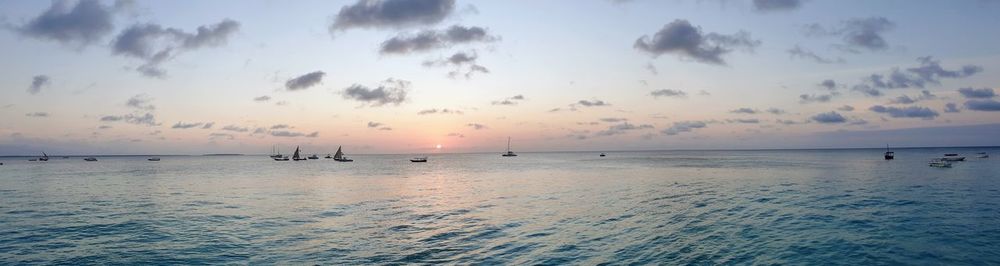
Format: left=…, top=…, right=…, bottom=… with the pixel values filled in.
left=977, top=152, right=989, bottom=159
left=308, top=154, right=320, bottom=160
left=941, top=154, right=966, bottom=162
left=929, top=159, right=952, bottom=168
left=84, top=157, right=98, bottom=162
left=274, top=156, right=289, bottom=161
left=148, top=157, right=161, bottom=161
left=600, top=153, right=606, bottom=157
left=28, top=159, right=37, bottom=162
left=410, top=157, right=428, bottom=163
left=325, top=154, right=333, bottom=159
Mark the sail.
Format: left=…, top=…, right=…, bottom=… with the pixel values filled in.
left=293, top=146, right=301, bottom=160
left=334, top=146, right=344, bottom=160
left=42, top=152, right=48, bottom=159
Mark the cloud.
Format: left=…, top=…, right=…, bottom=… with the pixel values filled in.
left=650, top=89, right=687, bottom=98
left=853, top=57, right=982, bottom=96
left=98, top=125, right=112, bottom=129
left=811, top=111, right=847, bottom=124
left=125, top=94, right=155, bottom=110
left=888, top=90, right=936, bottom=104
left=330, top=0, right=455, bottom=31
left=599, top=118, right=628, bottom=123
left=466, top=123, right=488, bottom=130
left=662, top=121, right=708, bottom=135
left=446, top=132, right=464, bottom=138
left=805, top=17, right=895, bottom=52
left=730, top=107, right=758, bottom=114
left=417, top=108, right=463, bottom=115
left=285, top=71, right=326, bottom=91
left=381, top=25, right=498, bottom=54
left=787, top=45, right=844, bottom=64
left=753, top=0, right=802, bottom=11
left=209, top=133, right=235, bottom=140
left=253, top=95, right=271, bottom=102
left=838, top=105, right=855, bottom=112
left=577, top=99, right=610, bottom=107
left=727, top=118, right=760, bottom=124
left=634, top=19, right=760, bottom=65
left=964, top=100, right=1000, bottom=111
left=799, top=93, right=836, bottom=103
left=645, top=63, right=658, bottom=75
left=28, top=75, right=51, bottom=95
left=111, top=19, right=241, bottom=77
left=270, top=130, right=319, bottom=137
left=221, top=125, right=249, bottom=132
left=367, top=121, right=383, bottom=128
left=957, top=87, right=996, bottom=99
left=15, top=0, right=116, bottom=47
left=270, top=124, right=289, bottom=129
left=776, top=119, right=805, bottom=125
left=869, top=105, right=939, bottom=119
left=172, top=122, right=206, bottom=129
left=595, top=122, right=654, bottom=136
left=492, top=94, right=526, bottom=105
left=765, top=108, right=786, bottom=115
left=100, top=113, right=158, bottom=126
left=201, top=122, right=214, bottom=129
left=422, top=51, right=490, bottom=79
left=819, top=79, right=840, bottom=90
left=944, top=103, right=960, bottom=113
left=341, top=79, right=409, bottom=106
left=25, top=112, right=49, bottom=118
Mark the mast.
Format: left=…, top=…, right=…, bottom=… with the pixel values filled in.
left=507, top=137, right=511, bottom=152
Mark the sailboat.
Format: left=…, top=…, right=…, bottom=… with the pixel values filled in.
left=269, top=145, right=284, bottom=159
left=39, top=152, right=49, bottom=161
left=333, top=146, right=353, bottom=162
left=502, top=137, right=517, bottom=157
left=292, top=146, right=308, bottom=161
left=884, top=144, right=894, bottom=160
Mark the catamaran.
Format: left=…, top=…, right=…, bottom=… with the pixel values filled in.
left=292, top=146, right=307, bottom=161
left=502, top=137, right=517, bottom=157
left=333, top=146, right=353, bottom=162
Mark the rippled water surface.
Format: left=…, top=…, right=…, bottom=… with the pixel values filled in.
left=2, top=148, right=1000, bottom=264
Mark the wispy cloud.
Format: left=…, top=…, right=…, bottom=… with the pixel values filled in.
left=28, top=75, right=50, bottom=95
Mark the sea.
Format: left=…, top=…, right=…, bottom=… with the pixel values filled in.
left=1, top=147, right=999, bottom=265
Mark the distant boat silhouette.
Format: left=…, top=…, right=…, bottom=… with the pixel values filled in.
left=410, top=156, right=427, bottom=163
left=502, top=137, right=517, bottom=157
left=269, top=145, right=283, bottom=159
left=273, top=156, right=289, bottom=161
left=884, top=144, right=894, bottom=160
left=292, top=146, right=307, bottom=161
left=325, top=154, right=333, bottom=159
left=148, top=157, right=160, bottom=161
left=333, top=146, right=353, bottom=162
left=84, top=157, right=98, bottom=162
left=600, top=153, right=606, bottom=157
left=977, top=152, right=989, bottom=159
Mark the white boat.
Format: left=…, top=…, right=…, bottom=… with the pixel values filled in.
left=333, top=146, right=353, bottom=162
left=269, top=145, right=284, bottom=159
left=292, top=146, right=307, bottom=161
left=84, top=157, right=98, bottom=162
left=502, top=137, right=517, bottom=157
left=941, top=154, right=965, bottom=162
left=929, top=159, right=952, bottom=168
left=148, top=157, right=160, bottom=161
left=273, top=156, right=289, bottom=161
left=410, top=157, right=427, bottom=163
left=977, top=152, right=989, bottom=159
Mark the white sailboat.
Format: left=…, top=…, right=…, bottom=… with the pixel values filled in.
left=502, top=137, right=517, bottom=157
left=292, top=146, right=307, bottom=161
left=333, top=146, right=353, bottom=162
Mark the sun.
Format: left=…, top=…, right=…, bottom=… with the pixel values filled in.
left=435, top=144, right=442, bottom=149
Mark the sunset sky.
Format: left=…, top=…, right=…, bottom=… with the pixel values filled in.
left=2, top=0, right=999, bottom=155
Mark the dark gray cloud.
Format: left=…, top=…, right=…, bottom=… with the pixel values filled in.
left=634, top=19, right=760, bottom=65
left=577, top=100, right=610, bottom=107
left=422, top=51, right=490, bottom=78
left=28, top=75, right=51, bottom=94
left=492, top=94, right=526, bottom=105
left=221, top=125, right=249, bottom=132
left=805, top=17, right=895, bottom=52
left=888, top=90, right=936, bottom=104
left=125, top=94, right=155, bottom=110
left=650, top=89, right=687, bottom=98
left=285, top=71, right=326, bottom=91
left=367, top=121, right=383, bottom=128
left=753, top=0, right=802, bottom=11
left=25, top=112, right=49, bottom=118
left=819, top=79, right=840, bottom=90
left=957, top=87, right=995, bottom=99
left=270, top=130, right=319, bottom=137
left=330, top=0, right=455, bottom=31
left=595, top=122, right=654, bottom=136
left=730, top=107, right=758, bottom=114
left=209, top=133, right=235, bottom=140
left=776, top=119, right=805, bottom=125
left=172, top=122, right=206, bottom=129
left=811, top=111, right=846, bottom=124
left=417, top=108, right=463, bottom=115
left=838, top=105, right=855, bottom=111
left=253, top=96, right=271, bottom=102
left=341, top=79, right=409, bottom=106
left=270, top=124, right=289, bottom=129
left=16, top=0, right=116, bottom=46
left=727, top=118, right=760, bottom=124
left=381, top=25, right=498, bottom=54
left=662, top=121, right=708, bottom=135
left=98, top=125, right=112, bottom=129
left=600, top=118, right=627, bottom=123
left=869, top=105, right=939, bottom=119
left=100, top=113, right=158, bottom=126
left=787, top=45, right=844, bottom=64
left=466, top=123, right=487, bottom=130
left=944, top=103, right=960, bottom=113
left=799, top=93, right=837, bottom=103
left=852, top=57, right=981, bottom=97
left=766, top=108, right=786, bottom=115
left=964, top=100, right=1000, bottom=111
left=111, top=19, right=241, bottom=78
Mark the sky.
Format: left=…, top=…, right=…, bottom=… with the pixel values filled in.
left=1, top=0, right=1000, bottom=155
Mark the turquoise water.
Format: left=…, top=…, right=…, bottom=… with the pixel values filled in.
left=1, top=148, right=999, bottom=264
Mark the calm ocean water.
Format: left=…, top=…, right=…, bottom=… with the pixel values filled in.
left=1, top=147, right=999, bottom=264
